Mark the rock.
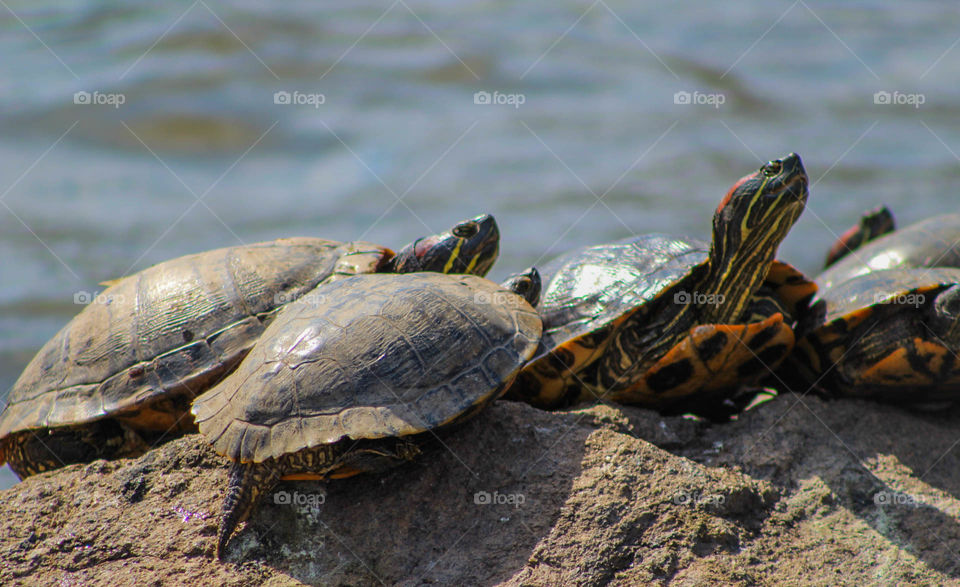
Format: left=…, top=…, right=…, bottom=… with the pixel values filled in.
left=2, top=396, right=960, bottom=585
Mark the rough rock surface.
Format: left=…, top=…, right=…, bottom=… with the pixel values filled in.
left=2, top=395, right=960, bottom=585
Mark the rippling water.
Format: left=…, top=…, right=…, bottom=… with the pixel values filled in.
left=3, top=1, right=960, bottom=487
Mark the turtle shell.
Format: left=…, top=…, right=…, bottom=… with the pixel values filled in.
left=783, top=267, right=960, bottom=400
left=534, top=234, right=708, bottom=361
left=815, top=267, right=960, bottom=325
left=0, top=238, right=391, bottom=443
left=818, top=214, right=960, bottom=290
left=513, top=233, right=814, bottom=411
left=531, top=234, right=815, bottom=358
left=192, top=272, right=542, bottom=464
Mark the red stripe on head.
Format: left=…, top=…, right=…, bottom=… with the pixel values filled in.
left=717, top=173, right=754, bottom=215
left=414, top=236, right=440, bottom=258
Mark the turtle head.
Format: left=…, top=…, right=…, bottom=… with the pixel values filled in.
left=824, top=205, right=895, bottom=267
left=931, top=284, right=960, bottom=342
left=712, top=153, right=808, bottom=269
left=860, top=205, right=895, bottom=239
left=501, top=267, right=542, bottom=306
left=389, top=214, right=500, bottom=276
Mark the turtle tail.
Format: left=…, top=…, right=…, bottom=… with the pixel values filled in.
left=217, top=460, right=277, bottom=560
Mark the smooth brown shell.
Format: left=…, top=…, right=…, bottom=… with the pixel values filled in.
left=0, top=238, right=390, bottom=442
left=192, top=272, right=542, bottom=463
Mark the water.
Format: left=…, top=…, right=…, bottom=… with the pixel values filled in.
left=2, top=1, right=960, bottom=488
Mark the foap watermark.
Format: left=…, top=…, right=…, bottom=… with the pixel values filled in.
left=274, top=490, right=326, bottom=506
left=873, top=490, right=919, bottom=507
left=274, top=290, right=328, bottom=305
left=473, top=90, right=525, bottom=109
left=673, top=491, right=725, bottom=507
left=674, top=90, right=725, bottom=109
left=474, top=490, right=525, bottom=508
left=872, top=490, right=953, bottom=509
left=274, top=90, right=326, bottom=108
left=74, top=290, right=123, bottom=305
left=473, top=291, right=525, bottom=307
left=873, top=90, right=925, bottom=108
left=74, top=91, right=125, bottom=109
left=673, top=290, right=725, bottom=306
left=873, top=292, right=925, bottom=308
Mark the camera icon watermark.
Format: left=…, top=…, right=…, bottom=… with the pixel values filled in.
left=473, top=90, right=525, bottom=109
left=473, top=291, right=524, bottom=307
left=274, top=490, right=326, bottom=506
left=673, top=290, right=725, bottom=306
left=74, top=290, right=123, bottom=305
left=274, top=290, right=328, bottom=306
left=74, top=91, right=126, bottom=109
left=673, top=491, right=725, bottom=506
left=274, top=291, right=297, bottom=305
left=673, top=90, right=725, bottom=109
left=873, top=491, right=918, bottom=507
left=873, top=90, right=925, bottom=108
left=274, top=90, right=326, bottom=108
left=473, top=490, right=525, bottom=508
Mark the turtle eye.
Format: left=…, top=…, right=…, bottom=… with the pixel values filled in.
left=452, top=221, right=479, bottom=238
left=761, top=160, right=782, bottom=177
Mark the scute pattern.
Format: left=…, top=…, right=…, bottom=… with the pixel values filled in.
left=511, top=233, right=811, bottom=411
left=192, top=272, right=542, bottom=463
left=0, top=238, right=384, bottom=442
left=535, top=234, right=708, bottom=355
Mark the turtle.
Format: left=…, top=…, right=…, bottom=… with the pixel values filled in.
left=818, top=213, right=960, bottom=290
left=776, top=267, right=960, bottom=402
left=507, top=153, right=811, bottom=415
left=0, top=215, right=500, bottom=479
left=823, top=205, right=895, bottom=268
left=190, top=268, right=543, bottom=559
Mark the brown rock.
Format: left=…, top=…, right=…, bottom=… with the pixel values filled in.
left=1, top=396, right=959, bottom=585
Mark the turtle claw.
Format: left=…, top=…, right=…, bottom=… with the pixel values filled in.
left=217, top=461, right=277, bottom=561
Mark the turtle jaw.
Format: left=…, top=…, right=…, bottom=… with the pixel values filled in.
left=390, top=214, right=500, bottom=276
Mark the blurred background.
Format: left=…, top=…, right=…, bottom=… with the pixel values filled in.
left=1, top=1, right=959, bottom=487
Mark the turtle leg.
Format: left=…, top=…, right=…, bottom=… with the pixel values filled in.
left=761, top=261, right=818, bottom=323
left=216, top=439, right=422, bottom=560
left=2, top=422, right=151, bottom=479
left=507, top=325, right=614, bottom=409
left=218, top=461, right=278, bottom=560
left=743, top=285, right=793, bottom=324
left=605, top=313, right=794, bottom=412
left=281, top=440, right=422, bottom=481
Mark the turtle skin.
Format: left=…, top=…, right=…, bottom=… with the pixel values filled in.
left=778, top=267, right=960, bottom=403
left=0, top=215, right=500, bottom=479
left=507, top=234, right=815, bottom=416
left=191, top=270, right=542, bottom=559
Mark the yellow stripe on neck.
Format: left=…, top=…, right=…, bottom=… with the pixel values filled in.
left=464, top=252, right=481, bottom=274
left=442, top=239, right=464, bottom=273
